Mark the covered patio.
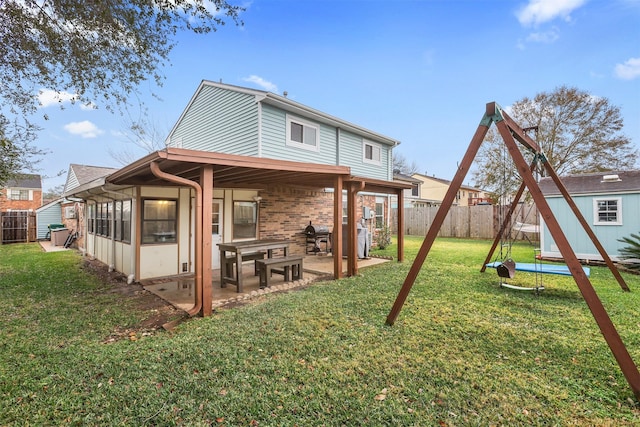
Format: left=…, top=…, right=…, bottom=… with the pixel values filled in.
left=93, top=147, right=409, bottom=317
left=142, top=254, right=390, bottom=311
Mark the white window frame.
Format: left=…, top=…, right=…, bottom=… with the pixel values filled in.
left=286, top=114, right=320, bottom=152
left=363, top=140, right=381, bottom=165
left=593, top=197, right=622, bottom=226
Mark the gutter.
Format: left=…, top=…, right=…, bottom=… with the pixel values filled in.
left=149, top=161, right=203, bottom=317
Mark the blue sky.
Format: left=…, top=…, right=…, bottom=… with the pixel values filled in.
left=34, top=0, right=640, bottom=192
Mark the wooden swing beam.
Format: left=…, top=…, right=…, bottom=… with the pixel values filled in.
left=386, top=102, right=640, bottom=400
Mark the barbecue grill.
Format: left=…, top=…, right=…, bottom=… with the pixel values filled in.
left=304, top=222, right=331, bottom=254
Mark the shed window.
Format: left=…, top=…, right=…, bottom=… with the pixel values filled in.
left=286, top=115, right=319, bottom=151
left=142, top=199, right=177, bottom=244
left=593, top=198, right=622, bottom=226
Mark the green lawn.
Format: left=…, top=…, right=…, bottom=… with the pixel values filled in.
left=1, top=238, right=639, bottom=425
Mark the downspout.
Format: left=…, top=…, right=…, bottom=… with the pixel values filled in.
left=149, top=162, right=203, bottom=317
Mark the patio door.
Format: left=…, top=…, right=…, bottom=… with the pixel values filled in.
left=212, top=199, right=223, bottom=269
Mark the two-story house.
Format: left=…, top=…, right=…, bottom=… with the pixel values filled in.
left=0, top=174, right=42, bottom=243
left=411, top=173, right=489, bottom=207
left=0, top=174, right=42, bottom=212
left=63, top=81, right=410, bottom=316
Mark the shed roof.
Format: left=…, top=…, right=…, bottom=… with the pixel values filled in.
left=539, top=170, right=640, bottom=196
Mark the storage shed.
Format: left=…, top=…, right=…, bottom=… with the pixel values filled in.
left=35, top=198, right=63, bottom=240
left=539, top=170, right=640, bottom=262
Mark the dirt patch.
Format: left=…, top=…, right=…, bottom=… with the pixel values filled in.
left=81, top=258, right=190, bottom=342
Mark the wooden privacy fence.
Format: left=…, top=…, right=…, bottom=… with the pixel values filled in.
left=391, top=204, right=538, bottom=240
left=1, top=211, right=37, bottom=244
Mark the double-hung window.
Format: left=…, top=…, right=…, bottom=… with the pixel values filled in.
left=9, top=189, right=30, bottom=200
left=286, top=115, right=319, bottom=151
left=593, top=198, right=622, bottom=226
left=363, top=140, right=381, bottom=165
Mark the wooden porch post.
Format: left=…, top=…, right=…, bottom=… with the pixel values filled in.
left=333, top=176, right=343, bottom=279
left=346, top=182, right=358, bottom=276
left=396, top=189, right=404, bottom=262
left=200, top=166, right=213, bottom=316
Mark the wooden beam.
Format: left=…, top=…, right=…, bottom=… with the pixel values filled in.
left=387, top=122, right=490, bottom=325
left=495, top=119, right=640, bottom=401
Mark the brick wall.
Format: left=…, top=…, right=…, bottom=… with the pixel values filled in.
left=257, top=186, right=384, bottom=255
left=0, top=190, right=42, bottom=212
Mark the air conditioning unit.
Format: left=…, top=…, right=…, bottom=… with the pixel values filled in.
left=64, top=206, right=76, bottom=219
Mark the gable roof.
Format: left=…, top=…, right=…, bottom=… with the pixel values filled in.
left=5, top=173, right=41, bottom=189
left=539, top=170, right=640, bottom=196
left=64, top=164, right=119, bottom=194
left=166, top=80, right=401, bottom=147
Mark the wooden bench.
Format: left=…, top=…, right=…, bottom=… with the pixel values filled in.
left=256, top=256, right=304, bottom=289
left=222, top=251, right=266, bottom=285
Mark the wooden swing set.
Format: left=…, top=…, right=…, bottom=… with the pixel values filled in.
left=386, top=102, right=640, bottom=400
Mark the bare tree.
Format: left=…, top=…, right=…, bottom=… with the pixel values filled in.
left=0, top=0, right=244, bottom=183
left=473, top=86, right=638, bottom=198
left=393, top=152, right=420, bottom=175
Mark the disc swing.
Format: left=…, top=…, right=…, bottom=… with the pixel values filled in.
left=486, top=130, right=543, bottom=291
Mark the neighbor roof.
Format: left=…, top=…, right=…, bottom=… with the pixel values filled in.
left=4, top=173, right=41, bottom=189
left=539, top=171, right=640, bottom=196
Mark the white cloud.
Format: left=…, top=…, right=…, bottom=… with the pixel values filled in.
left=38, top=88, right=97, bottom=110
left=242, top=75, right=278, bottom=93
left=63, top=121, right=104, bottom=138
left=525, top=27, right=560, bottom=43
left=614, top=57, right=640, bottom=80
left=516, top=0, right=586, bottom=26
left=38, top=89, right=76, bottom=108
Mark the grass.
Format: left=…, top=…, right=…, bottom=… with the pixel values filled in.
left=1, top=238, right=639, bottom=426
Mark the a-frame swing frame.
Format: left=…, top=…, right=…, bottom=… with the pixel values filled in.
left=386, top=102, right=640, bottom=400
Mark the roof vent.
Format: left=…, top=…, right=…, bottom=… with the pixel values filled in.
left=601, top=174, right=621, bottom=183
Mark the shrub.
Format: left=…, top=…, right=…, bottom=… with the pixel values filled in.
left=375, top=224, right=392, bottom=250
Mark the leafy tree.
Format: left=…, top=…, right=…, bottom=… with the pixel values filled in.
left=472, top=86, right=638, bottom=198
left=0, top=117, right=45, bottom=187
left=0, top=0, right=244, bottom=183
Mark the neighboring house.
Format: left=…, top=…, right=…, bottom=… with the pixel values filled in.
left=539, top=171, right=640, bottom=262
left=64, top=80, right=410, bottom=316
left=0, top=174, right=42, bottom=212
left=392, top=172, right=439, bottom=208
left=411, top=173, right=489, bottom=206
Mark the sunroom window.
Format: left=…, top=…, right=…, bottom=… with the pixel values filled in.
left=142, top=199, right=177, bottom=243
